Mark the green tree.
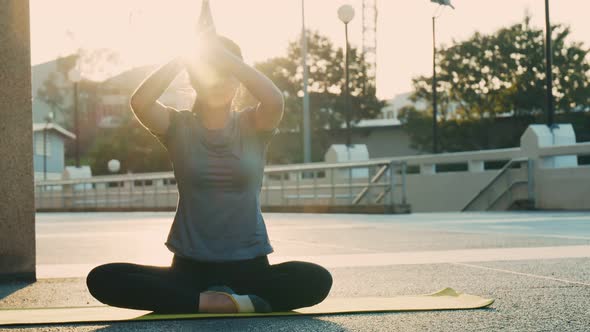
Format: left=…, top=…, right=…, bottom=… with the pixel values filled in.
left=236, top=31, right=385, bottom=163
left=88, top=117, right=171, bottom=175
left=402, top=16, right=590, bottom=152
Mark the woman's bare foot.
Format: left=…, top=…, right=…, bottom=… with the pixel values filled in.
left=198, top=292, right=237, bottom=313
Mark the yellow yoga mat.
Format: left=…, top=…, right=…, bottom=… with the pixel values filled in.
left=0, top=288, right=493, bottom=326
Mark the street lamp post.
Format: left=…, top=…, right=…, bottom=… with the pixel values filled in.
left=544, top=0, right=555, bottom=129
left=301, top=0, right=311, bottom=164
left=338, top=4, right=355, bottom=148
left=432, top=16, right=438, bottom=154
left=43, top=112, right=54, bottom=181
left=430, top=0, right=454, bottom=153
left=68, top=65, right=82, bottom=168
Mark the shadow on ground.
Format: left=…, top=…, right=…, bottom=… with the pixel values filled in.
left=0, top=282, right=31, bottom=303
left=5, top=316, right=349, bottom=331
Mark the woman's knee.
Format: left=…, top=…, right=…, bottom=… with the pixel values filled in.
left=284, top=261, right=333, bottom=302
left=306, top=263, right=333, bottom=301
left=86, top=264, right=119, bottom=300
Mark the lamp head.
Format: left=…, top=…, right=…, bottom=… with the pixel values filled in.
left=45, top=111, right=54, bottom=123
left=431, top=0, right=455, bottom=9
left=108, top=159, right=121, bottom=173
left=338, top=4, right=355, bottom=24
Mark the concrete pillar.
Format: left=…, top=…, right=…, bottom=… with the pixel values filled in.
left=420, top=164, right=436, bottom=175
left=521, top=124, right=577, bottom=168
left=324, top=144, right=370, bottom=179
left=0, top=1, right=36, bottom=281
left=468, top=160, right=485, bottom=172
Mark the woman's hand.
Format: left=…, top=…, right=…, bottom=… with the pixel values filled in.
left=188, top=35, right=228, bottom=70
left=198, top=38, right=284, bottom=130
left=181, top=33, right=284, bottom=130
left=181, top=29, right=227, bottom=87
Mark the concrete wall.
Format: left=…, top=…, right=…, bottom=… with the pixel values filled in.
left=403, top=162, right=590, bottom=212
left=535, top=166, right=590, bottom=210
left=405, top=172, right=497, bottom=212
left=0, top=1, right=36, bottom=281
left=387, top=155, right=590, bottom=212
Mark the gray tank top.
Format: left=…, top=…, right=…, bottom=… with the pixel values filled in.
left=150, top=107, right=276, bottom=262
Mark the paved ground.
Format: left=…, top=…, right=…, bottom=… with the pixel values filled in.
left=1, top=211, right=590, bottom=331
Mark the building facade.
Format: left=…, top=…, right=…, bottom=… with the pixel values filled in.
left=32, top=123, right=75, bottom=181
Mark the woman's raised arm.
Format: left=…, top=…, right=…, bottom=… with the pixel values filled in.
left=129, top=57, right=185, bottom=135
left=204, top=38, right=284, bottom=131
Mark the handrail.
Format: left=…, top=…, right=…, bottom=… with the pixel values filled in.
left=352, top=164, right=389, bottom=205
left=265, top=159, right=400, bottom=173
left=37, top=149, right=521, bottom=186
left=266, top=147, right=523, bottom=173
left=462, top=157, right=528, bottom=211
left=35, top=172, right=175, bottom=185
left=35, top=141, right=590, bottom=187
left=537, top=142, right=590, bottom=157
left=486, top=180, right=529, bottom=210
left=400, top=148, right=521, bottom=165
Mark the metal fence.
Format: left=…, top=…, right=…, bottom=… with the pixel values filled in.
left=35, top=161, right=408, bottom=213
left=462, top=158, right=534, bottom=211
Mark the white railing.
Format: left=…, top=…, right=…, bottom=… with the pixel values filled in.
left=462, top=158, right=534, bottom=211
left=537, top=142, right=590, bottom=158
left=35, top=160, right=409, bottom=212
left=35, top=140, right=590, bottom=212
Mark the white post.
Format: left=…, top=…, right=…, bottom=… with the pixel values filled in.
left=421, top=164, right=436, bottom=175
left=468, top=160, right=485, bottom=172
left=520, top=124, right=578, bottom=168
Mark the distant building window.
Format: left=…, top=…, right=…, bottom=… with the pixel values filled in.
left=35, top=133, right=51, bottom=157
left=387, top=111, right=394, bottom=119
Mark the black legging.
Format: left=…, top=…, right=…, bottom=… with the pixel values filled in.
left=86, top=255, right=332, bottom=313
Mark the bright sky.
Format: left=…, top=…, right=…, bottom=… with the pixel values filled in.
left=30, top=0, right=590, bottom=100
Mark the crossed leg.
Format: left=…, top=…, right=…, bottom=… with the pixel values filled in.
left=86, top=260, right=332, bottom=313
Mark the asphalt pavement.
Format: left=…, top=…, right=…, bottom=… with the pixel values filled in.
left=1, top=211, right=589, bottom=331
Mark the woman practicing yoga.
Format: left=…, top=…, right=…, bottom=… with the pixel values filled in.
left=85, top=31, right=332, bottom=313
